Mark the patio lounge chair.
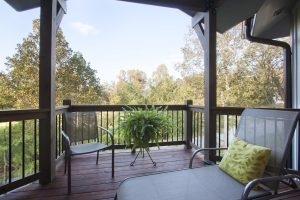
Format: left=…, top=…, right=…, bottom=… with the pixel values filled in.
left=62, top=112, right=114, bottom=194
left=116, top=108, right=300, bottom=200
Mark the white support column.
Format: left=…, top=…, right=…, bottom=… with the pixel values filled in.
left=292, top=1, right=300, bottom=170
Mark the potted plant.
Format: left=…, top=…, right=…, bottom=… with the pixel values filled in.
left=120, top=105, right=170, bottom=166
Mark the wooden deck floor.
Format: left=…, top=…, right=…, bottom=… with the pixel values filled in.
left=1, top=146, right=300, bottom=200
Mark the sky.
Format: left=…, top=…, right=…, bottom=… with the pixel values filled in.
left=0, top=0, right=191, bottom=83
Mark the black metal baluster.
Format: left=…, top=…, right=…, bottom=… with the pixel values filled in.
left=88, top=113, right=91, bottom=143
left=160, top=110, right=163, bottom=143
left=106, top=111, right=109, bottom=145
left=118, top=111, right=121, bottom=144
left=34, top=119, right=37, bottom=174
left=81, top=113, right=84, bottom=144
left=161, top=111, right=164, bottom=143
left=156, top=108, right=159, bottom=142
left=200, top=112, right=203, bottom=148
left=123, top=111, right=126, bottom=144
left=264, top=119, right=266, bottom=147
left=59, top=115, right=61, bottom=156
left=218, top=115, right=221, bottom=156
left=235, top=115, right=238, bottom=130
left=171, top=111, right=174, bottom=142
left=196, top=112, right=199, bottom=146
left=226, top=115, right=229, bottom=147
left=166, top=111, right=169, bottom=142
left=181, top=110, right=184, bottom=141
left=112, top=111, right=115, bottom=144
left=193, top=112, right=195, bottom=144
left=100, top=111, right=103, bottom=143
left=55, top=115, right=58, bottom=158
left=22, top=120, right=25, bottom=178
left=176, top=110, right=179, bottom=142
left=8, top=121, right=12, bottom=183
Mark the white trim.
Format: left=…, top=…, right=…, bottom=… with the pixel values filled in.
left=292, top=2, right=300, bottom=170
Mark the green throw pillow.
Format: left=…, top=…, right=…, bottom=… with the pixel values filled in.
left=219, top=137, right=271, bottom=185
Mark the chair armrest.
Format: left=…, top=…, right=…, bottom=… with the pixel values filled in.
left=61, top=131, right=71, bottom=153
left=241, top=174, right=300, bottom=200
left=98, top=126, right=114, bottom=146
left=189, top=147, right=228, bottom=168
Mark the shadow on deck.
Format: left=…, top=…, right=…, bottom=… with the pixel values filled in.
left=1, top=146, right=300, bottom=200
left=1, top=146, right=204, bottom=200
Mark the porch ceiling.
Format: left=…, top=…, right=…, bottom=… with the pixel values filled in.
left=119, top=0, right=266, bottom=34
left=251, top=0, right=296, bottom=39
left=215, top=0, right=265, bottom=33
left=4, top=0, right=40, bottom=12
left=5, top=0, right=293, bottom=38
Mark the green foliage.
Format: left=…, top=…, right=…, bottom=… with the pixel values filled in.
left=109, top=24, right=285, bottom=107
left=147, top=65, right=178, bottom=104
left=2, top=19, right=107, bottom=109
left=0, top=121, right=38, bottom=184
left=109, top=69, right=147, bottom=104
left=175, top=25, right=285, bottom=107
left=56, top=51, right=107, bottom=104
left=119, top=106, right=170, bottom=152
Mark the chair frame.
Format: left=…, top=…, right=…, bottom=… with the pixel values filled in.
left=62, top=112, right=114, bottom=194
left=116, top=108, right=300, bottom=200
left=190, top=148, right=300, bottom=200
left=189, top=108, right=300, bottom=200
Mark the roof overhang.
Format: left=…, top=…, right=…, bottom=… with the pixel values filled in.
left=216, top=0, right=266, bottom=33
left=251, top=0, right=296, bottom=39
left=4, top=0, right=40, bottom=12
left=6, top=0, right=294, bottom=39
left=118, top=0, right=267, bottom=34
left=118, top=0, right=209, bottom=12
left=5, top=0, right=211, bottom=12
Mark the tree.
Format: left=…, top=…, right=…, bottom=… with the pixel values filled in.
left=2, top=19, right=107, bottom=108
left=175, top=25, right=285, bottom=107
left=175, top=28, right=205, bottom=105
left=56, top=52, right=108, bottom=104
left=109, top=69, right=147, bottom=104
left=147, top=64, right=178, bottom=104
left=232, top=42, right=284, bottom=107
left=0, top=73, right=14, bottom=109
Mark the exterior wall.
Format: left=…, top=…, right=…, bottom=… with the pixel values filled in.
left=292, top=1, right=300, bottom=169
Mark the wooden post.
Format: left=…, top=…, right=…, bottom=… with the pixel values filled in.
left=39, top=0, right=58, bottom=185
left=184, top=100, right=193, bottom=149
left=193, top=7, right=217, bottom=161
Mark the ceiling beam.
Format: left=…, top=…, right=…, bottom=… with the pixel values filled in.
left=118, top=0, right=208, bottom=12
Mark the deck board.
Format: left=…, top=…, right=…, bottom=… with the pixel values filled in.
left=1, top=146, right=300, bottom=200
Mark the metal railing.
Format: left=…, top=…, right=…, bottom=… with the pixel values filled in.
left=5, top=103, right=290, bottom=194
left=188, top=106, right=244, bottom=151
left=55, top=106, right=69, bottom=159
left=214, top=107, right=244, bottom=159
left=189, top=105, right=205, bottom=148
left=63, top=104, right=187, bottom=148
left=0, top=109, right=48, bottom=194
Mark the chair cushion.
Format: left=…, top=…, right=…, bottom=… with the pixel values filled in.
left=117, top=165, right=270, bottom=200
left=219, top=137, right=271, bottom=185
left=70, top=142, right=108, bottom=155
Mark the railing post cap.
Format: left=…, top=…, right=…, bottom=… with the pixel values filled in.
left=185, top=100, right=193, bottom=105
left=63, top=99, right=72, bottom=106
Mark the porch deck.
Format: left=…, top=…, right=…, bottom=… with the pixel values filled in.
left=1, top=146, right=300, bottom=200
